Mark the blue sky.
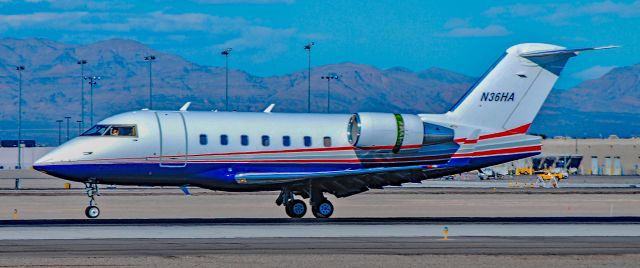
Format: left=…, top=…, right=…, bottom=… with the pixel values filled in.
left=0, top=0, right=638, bottom=88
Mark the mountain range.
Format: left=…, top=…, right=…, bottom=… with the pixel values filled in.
left=0, top=38, right=638, bottom=145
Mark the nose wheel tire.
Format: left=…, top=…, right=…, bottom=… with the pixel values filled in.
left=85, top=206, right=100, bottom=219
left=312, top=199, right=334, bottom=218
left=285, top=200, right=307, bottom=218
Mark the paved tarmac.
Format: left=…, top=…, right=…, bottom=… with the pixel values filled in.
left=3, top=189, right=640, bottom=219
left=2, top=236, right=640, bottom=257
left=1, top=177, right=640, bottom=267
left=0, top=219, right=640, bottom=240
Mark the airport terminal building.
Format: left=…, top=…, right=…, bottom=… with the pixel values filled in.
left=507, top=137, right=640, bottom=176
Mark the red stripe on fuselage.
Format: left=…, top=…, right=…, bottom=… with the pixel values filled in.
left=454, top=123, right=532, bottom=144
left=452, top=145, right=541, bottom=158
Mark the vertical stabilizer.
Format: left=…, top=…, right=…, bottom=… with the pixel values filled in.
left=446, top=43, right=615, bottom=132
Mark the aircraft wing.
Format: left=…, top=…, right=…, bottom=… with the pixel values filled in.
left=234, top=164, right=452, bottom=198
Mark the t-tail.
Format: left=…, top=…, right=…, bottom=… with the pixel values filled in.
left=445, top=43, right=618, bottom=132
left=421, top=43, right=618, bottom=168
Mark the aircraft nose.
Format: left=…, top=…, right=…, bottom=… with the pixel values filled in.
left=33, top=146, right=67, bottom=175
left=32, top=156, right=54, bottom=174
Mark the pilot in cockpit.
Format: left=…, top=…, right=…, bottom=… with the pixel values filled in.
left=110, top=127, right=120, bottom=136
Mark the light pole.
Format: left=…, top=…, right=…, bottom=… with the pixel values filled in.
left=221, top=48, right=232, bottom=111
left=76, top=120, right=83, bottom=136
left=304, top=42, right=314, bottom=113
left=321, top=74, right=338, bottom=113
left=144, top=55, right=156, bottom=109
left=84, top=76, right=100, bottom=126
left=16, top=66, right=24, bottom=170
left=56, top=120, right=63, bottom=145
left=64, top=116, right=71, bottom=141
left=77, top=60, right=87, bottom=130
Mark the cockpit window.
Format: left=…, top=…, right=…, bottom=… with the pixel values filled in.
left=81, top=125, right=137, bottom=137
left=81, top=125, right=110, bottom=136
left=109, top=126, right=136, bottom=136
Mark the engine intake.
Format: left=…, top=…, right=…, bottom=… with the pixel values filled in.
left=347, top=112, right=424, bottom=153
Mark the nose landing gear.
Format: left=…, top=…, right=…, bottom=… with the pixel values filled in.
left=84, top=180, right=100, bottom=219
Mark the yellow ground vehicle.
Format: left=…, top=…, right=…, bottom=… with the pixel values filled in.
left=515, top=167, right=534, bottom=175
left=535, top=170, right=568, bottom=181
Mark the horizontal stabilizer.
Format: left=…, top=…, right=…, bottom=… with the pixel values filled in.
left=520, top=45, right=620, bottom=57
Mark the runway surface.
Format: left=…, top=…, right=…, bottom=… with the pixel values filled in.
left=1, top=181, right=640, bottom=267
left=1, top=217, right=640, bottom=256
left=2, top=224, right=640, bottom=240
left=2, top=219, right=640, bottom=267
left=2, top=236, right=640, bottom=257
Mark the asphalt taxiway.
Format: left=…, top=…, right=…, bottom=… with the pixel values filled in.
left=2, top=217, right=640, bottom=240
left=2, top=236, right=640, bottom=257
left=2, top=218, right=640, bottom=267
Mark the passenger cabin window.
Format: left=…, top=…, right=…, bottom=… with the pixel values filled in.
left=283, top=136, right=291, bottom=147
left=323, top=136, right=332, bottom=147
left=304, top=136, right=312, bottom=147
left=262, top=135, right=270, bottom=146
left=241, top=135, right=249, bottom=146
left=199, top=134, right=208, bottom=145
left=81, top=125, right=137, bottom=137
left=220, top=135, right=229, bottom=145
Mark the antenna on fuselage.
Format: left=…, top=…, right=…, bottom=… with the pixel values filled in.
left=263, top=103, right=275, bottom=113
left=179, top=102, right=191, bottom=111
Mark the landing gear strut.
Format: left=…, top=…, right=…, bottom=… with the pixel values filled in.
left=311, top=199, right=334, bottom=218
left=276, top=188, right=335, bottom=219
left=84, top=180, right=100, bottom=219
left=310, top=190, right=334, bottom=218
left=285, top=200, right=307, bottom=218
left=278, top=189, right=307, bottom=218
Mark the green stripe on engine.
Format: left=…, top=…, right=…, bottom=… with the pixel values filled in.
left=393, top=114, right=404, bottom=154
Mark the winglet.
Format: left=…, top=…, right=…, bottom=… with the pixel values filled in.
left=520, top=45, right=620, bottom=57
left=264, top=103, right=275, bottom=113
left=179, top=102, right=191, bottom=111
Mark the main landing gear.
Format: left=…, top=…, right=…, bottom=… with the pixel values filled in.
left=277, top=189, right=334, bottom=219
left=84, top=180, right=100, bottom=219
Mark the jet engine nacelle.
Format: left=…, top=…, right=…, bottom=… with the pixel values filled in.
left=422, top=122, right=455, bottom=146
left=347, top=112, right=424, bottom=153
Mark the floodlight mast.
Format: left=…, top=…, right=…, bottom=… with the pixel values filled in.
left=83, top=76, right=101, bottom=126
left=144, top=55, right=156, bottom=109
left=77, top=60, right=87, bottom=130
left=16, top=66, right=25, bottom=169
left=56, top=119, right=63, bottom=145
left=304, top=42, right=314, bottom=113
left=321, top=74, right=339, bottom=113
left=221, top=48, right=232, bottom=111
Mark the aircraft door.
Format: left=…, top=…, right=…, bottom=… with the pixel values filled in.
left=156, top=112, right=188, bottom=167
